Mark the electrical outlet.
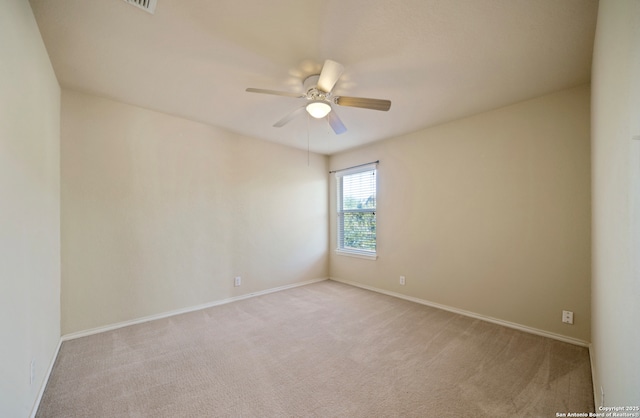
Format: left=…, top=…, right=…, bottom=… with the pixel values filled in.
left=399, top=276, right=405, bottom=285
left=234, top=276, right=241, bottom=287
left=562, top=310, right=574, bottom=324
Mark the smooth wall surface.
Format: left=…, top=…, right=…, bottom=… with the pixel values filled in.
left=591, top=0, right=640, bottom=407
left=61, top=90, right=328, bottom=334
left=0, top=1, right=61, bottom=416
left=329, top=85, right=591, bottom=342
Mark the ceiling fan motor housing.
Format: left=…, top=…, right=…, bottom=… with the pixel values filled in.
left=303, top=75, right=331, bottom=102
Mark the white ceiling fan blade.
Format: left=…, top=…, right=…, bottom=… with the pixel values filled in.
left=327, top=110, right=347, bottom=135
left=273, top=105, right=306, bottom=127
left=317, top=60, right=344, bottom=93
left=246, top=88, right=304, bottom=98
left=336, top=96, right=391, bottom=111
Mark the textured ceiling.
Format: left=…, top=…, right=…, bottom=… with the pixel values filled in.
left=29, top=0, right=598, bottom=155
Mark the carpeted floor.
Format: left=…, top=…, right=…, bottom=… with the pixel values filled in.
left=37, top=280, right=594, bottom=417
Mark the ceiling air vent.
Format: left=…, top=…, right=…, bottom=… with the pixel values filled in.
left=123, top=0, right=157, bottom=14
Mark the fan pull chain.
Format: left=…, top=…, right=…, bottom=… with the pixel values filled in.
left=307, top=113, right=310, bottom=166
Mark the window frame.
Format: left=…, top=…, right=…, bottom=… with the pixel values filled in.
left=335, top=163, right=378, bottom=260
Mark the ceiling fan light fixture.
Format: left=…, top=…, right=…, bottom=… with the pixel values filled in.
left=306, top=101, right=331, bottom=119
left=246, top=59, right=391, bottom=135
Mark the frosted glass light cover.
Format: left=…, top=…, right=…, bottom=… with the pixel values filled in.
left=306, top=101, right=331, bottom=118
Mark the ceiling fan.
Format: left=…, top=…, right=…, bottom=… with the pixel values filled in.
left=246, top=60, right=391, bottom=135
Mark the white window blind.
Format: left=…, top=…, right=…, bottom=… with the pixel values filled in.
left=336, top=163, right=377, bottom=257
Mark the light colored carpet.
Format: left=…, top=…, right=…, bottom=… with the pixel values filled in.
left=37, top=280, right=594, bottom=417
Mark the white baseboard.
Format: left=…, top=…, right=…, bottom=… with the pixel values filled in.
left=329, top=277, right=590, bottom=347
left=30, top=338, right=62, bottom=418
left=589, top=343, right=600, bottom=409
left=62, top=277, right=328, bottom=342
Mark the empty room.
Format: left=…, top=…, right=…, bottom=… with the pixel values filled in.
left=1, top=0, right=639, bottom=416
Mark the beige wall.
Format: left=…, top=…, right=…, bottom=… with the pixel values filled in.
left=0, top=1, right=61, bottom=416
left=329, top=85, right=591, bottom=342
left=591, top=0, right=640, bottom=407
left=61, top=90, right=328, bottom=334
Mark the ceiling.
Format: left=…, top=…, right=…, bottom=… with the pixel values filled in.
left=29, top=0, right=598, bottom=155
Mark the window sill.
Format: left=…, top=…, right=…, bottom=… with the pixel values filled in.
left=335, top=249, right=378, bottom=261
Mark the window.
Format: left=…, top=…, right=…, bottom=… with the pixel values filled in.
left=336, top=163, right=377, bottom=259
